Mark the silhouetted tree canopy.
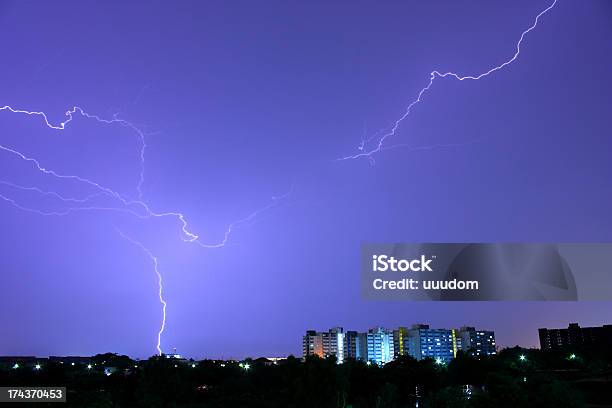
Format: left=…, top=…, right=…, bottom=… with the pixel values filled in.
left=1, top=348, right=610, bottom=407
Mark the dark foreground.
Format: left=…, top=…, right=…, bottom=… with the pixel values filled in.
left=1, top=348, right=611, bottom=408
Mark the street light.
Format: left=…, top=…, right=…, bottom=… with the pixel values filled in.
left=12, top=363, right=19, bottom=369
left=569, top=354, right=576, bottom=360
left=519, top=354, right=526, bottom=362
left=87, top=364, right=92, bottom=370
left=34, top=364, right=41, bottom=370
left=435, top=358, right=444, bottom=365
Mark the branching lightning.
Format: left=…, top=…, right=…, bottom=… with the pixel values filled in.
left=0, top=104, right=291, bottom=354
left=196, top=183, right=294, bottom=249
left=0, top=180, right=104, bottom=203
left=0, top=0, right=553, bottom=355
left=338, top=0, right=558, bottom=161
left=0, top=106, right=147, bottom=198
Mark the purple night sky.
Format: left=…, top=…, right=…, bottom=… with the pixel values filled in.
left=1, top=1, right=611, bottom=359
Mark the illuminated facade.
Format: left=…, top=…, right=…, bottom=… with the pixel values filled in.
left=302, top=327, right=346, bottom=362
left=304, top=325, right=494, bottom=365
left=303, top=330, right=323, bottom=358
left=393, top=327, right=409, bottom=357
left=362, top=327, right=394, bottom=365
left=406, top=324, right=457, bottom=364
left=457, top=326, right=496, bottom=357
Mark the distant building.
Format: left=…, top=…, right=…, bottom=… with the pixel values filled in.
left=343, top=331, right=361, bottom=360
left=302, top=327, right=345, bottom=362
left=254, top=357, right=276, bottom=366
left=363, top=327, right=394, bottom=365
left=262, top=357, right=286, bottom=365
left=325, top=327, right=346, bottom=363
left=406, top=324, right=457, bottom=364
left=303, top=330, right=324, bottom=358
left=393, top=327, right=410, bottom=358
left=539, top=323, right=612, bottom=351
left=457, top=327, right=496, bottom=357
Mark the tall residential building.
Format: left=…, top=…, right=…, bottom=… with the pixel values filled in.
left=457, top=326, right=496, bottom=357
left=302, top=327, right=346, bottom=362
left=303, top=330, right=323, bottom=358
left=407, top=324, right=458, bottom=364
left=539, top=323, right=612, bottom=351
left=324, top=327, right=345, bottom=363
left=343, top=331, right=361, bottom=360
left=363, top=327, right=395, bottom=365
left=357, top=332, right=368, bottom=362
left=393, top=327, right=410, bottom=358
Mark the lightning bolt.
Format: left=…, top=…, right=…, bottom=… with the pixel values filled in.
left=338, top=0, right=558, bottom=161
left=116, top=230, right=167, bottom=356
left=0, top=106, right=147, bottom=198
left=0, top=104, right=291, bottom=354
left=196, top=182, right=294, bottom=249
left=0, top=107, right=290, bottom=245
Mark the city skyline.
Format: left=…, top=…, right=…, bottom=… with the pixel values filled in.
left=1, top=0, right=612, bottom=359
left=3, top=320, right=606, bottom=360
left=303, top=325, right=496, bottom=366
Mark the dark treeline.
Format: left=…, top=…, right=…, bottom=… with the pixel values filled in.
left=1, top=347, right=611, bottom=408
